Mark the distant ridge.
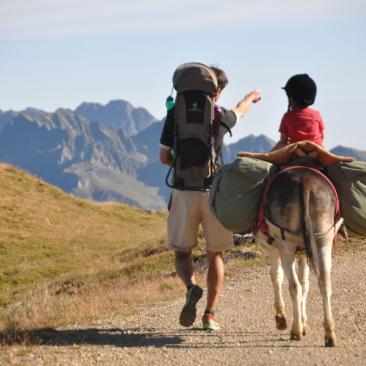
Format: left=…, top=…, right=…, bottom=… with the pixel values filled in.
left=330, top=145, right=366, bottom=162
left=75, top=100, right=157, bottom=136
left=0, top=110, right=17, bottom=132
left=132, top=119, right=164, bottom=163
left=223, top=134, right=275, bottom=162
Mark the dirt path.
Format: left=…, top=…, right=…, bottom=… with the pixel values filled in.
left=2, top=244, right=366, bottom=365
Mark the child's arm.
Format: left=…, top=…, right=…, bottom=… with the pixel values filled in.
left=320, top=129, right=325, bottom=144
left=271, top=133, right=288, bottom=151
left=318, top=112, right=325, bottom=145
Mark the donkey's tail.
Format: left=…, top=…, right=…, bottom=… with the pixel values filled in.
left=300, top=178, right=315, bottom=269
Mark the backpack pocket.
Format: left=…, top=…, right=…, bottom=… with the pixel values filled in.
left=178, top=137, right=210, bottom=169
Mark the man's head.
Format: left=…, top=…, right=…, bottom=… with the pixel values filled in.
left=210, top=66, right=228, bottom=101
left=210, top=66, right=229, bottom=92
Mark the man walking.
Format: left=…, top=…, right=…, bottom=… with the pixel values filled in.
left=160, top=63, right=261, bottom=330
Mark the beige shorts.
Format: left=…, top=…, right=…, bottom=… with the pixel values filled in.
left=167, top=189, right=233, bottom=252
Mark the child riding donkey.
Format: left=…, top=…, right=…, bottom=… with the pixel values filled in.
left=255, top=74, right=349, bottom=346
left=211, top=74, right=359, bottom=346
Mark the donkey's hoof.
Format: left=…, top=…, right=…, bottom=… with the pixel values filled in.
left=275, top=314, right=287, bottom=330
left=290, top=331, right=302, bottom=341
left=325, top=336, right=336, bottom=347
left=303, top=324, right=309, bottom=336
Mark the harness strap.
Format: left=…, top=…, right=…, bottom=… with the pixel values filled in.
left=266, top=217, right=344, bottom=244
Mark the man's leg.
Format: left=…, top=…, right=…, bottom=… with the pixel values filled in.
left=199, top=250, right=225, bottom=331
left=176, top=250, right=203, bottom=327
left=206, top=250, right=224, bottom=311
left=175, top=250, right=195, bottom=287
left=202, top=250, right=224, bottom=331
left=201, top=189, right=232, bottom=330
left=166, top=190, right=203, bottom=327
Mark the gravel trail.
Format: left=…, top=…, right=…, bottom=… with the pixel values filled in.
left=2, top=244, right=366, bottom=365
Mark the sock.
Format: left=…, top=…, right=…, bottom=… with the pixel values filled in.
left=204, top=309, right=215, bottom=316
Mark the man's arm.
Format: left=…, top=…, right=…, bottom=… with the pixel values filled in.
left=159, top=108, right=174, bottom=165
left=160, top=147, right=171, bottom=165
left=233, top=89, right=262, bottom=118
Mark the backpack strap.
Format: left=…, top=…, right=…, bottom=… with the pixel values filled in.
left=220, top=121, right=232, bottom=137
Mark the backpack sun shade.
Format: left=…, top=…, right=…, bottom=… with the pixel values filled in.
left=165, top=62, right=219, bottom=191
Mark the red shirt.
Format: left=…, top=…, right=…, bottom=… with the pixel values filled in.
left=279, top=107, right=325, bottom=146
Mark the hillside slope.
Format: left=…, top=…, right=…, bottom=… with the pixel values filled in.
left=0, top=164, right=170, bottom=326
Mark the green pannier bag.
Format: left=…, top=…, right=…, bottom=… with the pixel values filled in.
left=327, top=160, right=366, bottom=236
left=209, top=156, right=272, bottom=233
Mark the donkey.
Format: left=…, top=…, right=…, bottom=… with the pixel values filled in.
left=256, top=166, right=343, bottom=347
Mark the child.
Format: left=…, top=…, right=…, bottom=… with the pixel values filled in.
left=272, top=74, right=325, bottom=151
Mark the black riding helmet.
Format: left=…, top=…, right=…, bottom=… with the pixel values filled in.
left=282, top=74, right=317, bottom=107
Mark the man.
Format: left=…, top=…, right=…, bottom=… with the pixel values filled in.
left=160, top=65, right=261, bottom=330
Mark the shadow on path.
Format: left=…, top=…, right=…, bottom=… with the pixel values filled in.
left=1, top=326, right=324, bottom=349
left=0, top=327, right=182, bottom=348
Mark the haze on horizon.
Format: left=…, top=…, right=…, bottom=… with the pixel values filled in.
left=1, top=0, right=365, bottom=149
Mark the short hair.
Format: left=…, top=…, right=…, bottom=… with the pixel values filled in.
left=210, top=66, right=229, bottom=91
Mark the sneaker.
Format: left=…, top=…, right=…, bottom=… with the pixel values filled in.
left=202, top=313, right=220, bottom=331
left=179, top=285, right=203, bottom=327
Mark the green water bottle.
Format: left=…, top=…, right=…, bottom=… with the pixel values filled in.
left=165, top=96, right=175, bottom=111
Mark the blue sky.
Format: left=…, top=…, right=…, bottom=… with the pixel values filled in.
left=1, top=0, right=365, bottom=149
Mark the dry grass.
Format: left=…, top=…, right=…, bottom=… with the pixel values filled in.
left=0, top=163, right=176, bottom=332
left=0, top=164, right=230, bottom=344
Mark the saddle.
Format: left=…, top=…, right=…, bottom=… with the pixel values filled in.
left=237, top=140, right=354, bottom=167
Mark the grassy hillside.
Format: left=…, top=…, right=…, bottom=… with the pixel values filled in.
left=0, top=164, right=175, bottom=330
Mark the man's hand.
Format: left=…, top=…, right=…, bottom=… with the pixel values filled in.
left=248, top=89, right=262, bottom=103
left=234, top=89, right=262, bottom=118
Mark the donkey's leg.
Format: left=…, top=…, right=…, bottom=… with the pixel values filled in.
left=269, top=246, right=287, bottom=330
left=314, top=239, right=336, bottom=347
left=279, top=246, right=303, bottom=340
left=298, top=254, right=310, bottom=335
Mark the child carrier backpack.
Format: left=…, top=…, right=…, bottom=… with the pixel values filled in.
left=165, top=62, right=220, bottom=191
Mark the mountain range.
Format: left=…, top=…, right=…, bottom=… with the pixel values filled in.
left=0, top=100, right=365, bottom=210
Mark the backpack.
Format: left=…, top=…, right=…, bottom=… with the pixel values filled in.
left=209, top=156, right=272, bottom=233
left=165, top=62, right=219, bottom=191
left=327, top=160, right=366, bottom=236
